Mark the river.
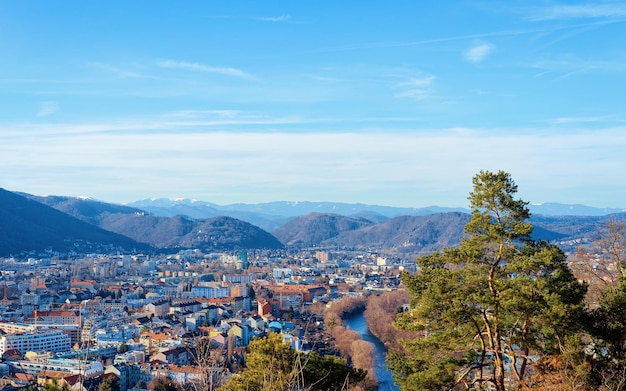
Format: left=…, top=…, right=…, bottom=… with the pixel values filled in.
left=343, top=312, right=400, bottom=391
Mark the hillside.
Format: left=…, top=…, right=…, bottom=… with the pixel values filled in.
left=98, top=214, right=284, bottom=250
left=22, top=193, right=284, bottom=250
left=271, top=211, right=613, bottom=254
left=272, top=212, right=471, bottom=253
left=272, top=213, right=374, bottom=247
left=24, top=194, right=144, bottom=225
left=326, top=212, right=471, bottom=254
left=11, top=191, right=626, bottom=255
left=0, top=188, right=149, bottom=256
left=127, top=199, right=467, bottom=231
left=127, top=198, right=626, bottom=233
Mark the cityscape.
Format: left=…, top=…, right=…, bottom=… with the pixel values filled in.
left=0, top=240, right=408, bottom=391
left=3, top=1, right=626, bottom=390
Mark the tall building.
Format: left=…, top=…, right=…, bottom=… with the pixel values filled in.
left=315, top=251, right=331, bottom=262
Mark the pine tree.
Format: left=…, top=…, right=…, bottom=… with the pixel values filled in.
left=390, top=170, right=587, bottom=390
left=218, top=333, right=367, bottom=391
left=99, top=377, right=121, bottom=391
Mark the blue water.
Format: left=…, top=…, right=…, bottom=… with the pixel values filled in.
left=343, top=312, right=400, bottom=391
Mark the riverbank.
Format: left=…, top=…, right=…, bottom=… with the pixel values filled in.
left=344, top=311, right=399, bottom=391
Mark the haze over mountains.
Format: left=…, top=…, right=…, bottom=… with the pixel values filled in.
left=2, top=188, right=625, bottom=258
left=127, top=198, right=625, bottom=232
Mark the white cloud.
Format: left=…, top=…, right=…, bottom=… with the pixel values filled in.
left=530, top=4, right=626, bottom=21
left=157, top=60, right=254, bottom=80
left=36, top=101, right=59, bottom=117
left=548, top=115, right=620, bottom=125
left=257, top=14, right=292, bottom=22
left=465, top=43, right=495, bottom=63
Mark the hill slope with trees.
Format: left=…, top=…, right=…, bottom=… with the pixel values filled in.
left=0, top=188, right=149, bottom=256
left=98, top=214, right=284, bottom=250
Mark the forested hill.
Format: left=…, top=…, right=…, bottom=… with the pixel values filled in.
left=9, top=190, right=626, bottom=256
left=10, top=191, right=283, bottom=254
left=272, top=213, right=374, bottom=247
left=271, top=211, right=626, bottom=254
left=0, top=188, right=149, bottom=256
left=272, top=212, right=470, bottom=253
left=97, top=214, right=284, bottom=250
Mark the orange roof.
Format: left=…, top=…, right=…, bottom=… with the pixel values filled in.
left=38, top=370, right=76, bottom=380
left=15, top=373, right=36, bottom=382
left=35, top=311, right=78, bottom=317
left=141, top=331, right=169, bottom=341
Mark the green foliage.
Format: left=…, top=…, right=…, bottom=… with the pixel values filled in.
left=149, top=377, right=183, bottom=391
left=218, top=333, right=366, bottom=391
left=99, top=377, right=121, bottom=391
left=42, top=379, right=69, bottom=391
left=392, top=170, right=587, bottom=391
left=587, top=280, right=626, bottom=360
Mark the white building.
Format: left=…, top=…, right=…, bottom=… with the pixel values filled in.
left=191, top=284, right=230, bottom=299
left=1, top=330, right=71, bottom=355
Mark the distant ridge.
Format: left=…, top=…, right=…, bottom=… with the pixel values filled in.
left=528, top=203, right=625, bottom=216
left=127, top=198, right=625, bottom=232
left=0, top=188, right=148, bottom=256
left=127, top=198, right=469, bottom=231
left=97, top=214, right=284, bottom=250
left=8, top=190, right=626, bottom=257
left=272, top=212, right=471, bottom=253
left=129, top=198, right=624, bottom=218
left=23, top=193, right=284, bottom=251
left=272, top=212, right=374, bottom=247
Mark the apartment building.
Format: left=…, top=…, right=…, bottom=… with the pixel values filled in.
left=1, top=330, right=71, bottom=356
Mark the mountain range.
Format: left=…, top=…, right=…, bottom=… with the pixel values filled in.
left=2, top=189, right=625, bottom=257
left=126, top=198, right=625, bottom=232
left=0, top=189, right=149, bottom=256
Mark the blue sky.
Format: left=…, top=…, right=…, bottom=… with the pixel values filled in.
left=2, top=1, right=626, bottom=208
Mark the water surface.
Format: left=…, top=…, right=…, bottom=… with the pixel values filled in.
left=343, top=312, right=400, bottom=391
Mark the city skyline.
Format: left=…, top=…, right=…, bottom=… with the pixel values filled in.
left=2, top=1, right=626, bottom=208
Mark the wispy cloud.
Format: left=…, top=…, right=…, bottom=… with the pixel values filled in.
left=465, top=43, right=495, bottom=63
left=36, top=101, right=59, bottom=117
left=157, top=60, right=254, bottom=80
left=548, top=115, right=621, bottom=125
left=164, top=110, right=242, bottom=119
left=256, top=14, right=291, bottom=22
left=529, top=4, right=626, bottom=21
left=3, top=124, right=626, bottom=207
left=395, top=75, right=436, bottom=100
left=0, top=111, right=308, bottom=139
left=90, top=62, right=156, bottom=79
left=530, top=57, right=626, bottom=79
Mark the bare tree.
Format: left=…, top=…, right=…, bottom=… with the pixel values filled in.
left=187, top=335, right=226, bottom=391
left=570, top=220, right=626, bottom=307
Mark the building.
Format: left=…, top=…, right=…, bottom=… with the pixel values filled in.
left=266, top=285, right=327, bottom=309
left=315, top=251, right=331, bottom=262
left=33, top=310, right=80, bottom=326
left=169, top=300, right=202, bottom=315
left=222, top=273, right=256, bottom=284
left=191, top=284, right=230, bottom=299
left=144, top=300, right=169, bottom=317
left=272, top=268, right=294, bottom=280
left=1, top=330, right=71, bottom=356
